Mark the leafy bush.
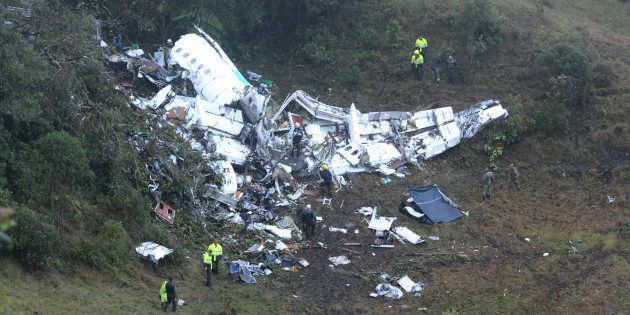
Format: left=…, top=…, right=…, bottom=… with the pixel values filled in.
left=11, top=207, right=60, bottom=270
left=77, top=220, right=129, bottom=271
left=142, top=224, right=171, bottom=245
left=299, top=26, right=337, bottom=65
left=340, top=65, right=364, bottom=87
left=453, top=0, right=504, bottom=59
left=387, top=19, right=402, bottom=48
left=536, top=43, right=591, bottom=107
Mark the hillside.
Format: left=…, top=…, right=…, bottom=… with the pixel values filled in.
left=1, top=0, right=628, bottom=314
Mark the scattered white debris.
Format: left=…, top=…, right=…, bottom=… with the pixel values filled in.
left=397, top=276, right=425, bottom=296
left=428, top=235, right=440, bottom=241
left=357, top=207, right=376, bottom=216
left=328, top=255, right=351, bottom=265
left=372, top=284, right=404, bottom=299
left=368, top=211, right=396, bottom=231
left=329, top=227, right=348, bottom=234
left=392, top=227, right=425, bottom=245
left=543, top=252, right=550, bottom=257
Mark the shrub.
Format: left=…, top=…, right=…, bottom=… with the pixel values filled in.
left=536, top=43, right=591, bottom=107
left=387, top=19, right=402, bottom=48
left=11, top=207, right=60, bottom=270
left=339, top=65, right=364, bottom=87
left=77, top=220, right=129, bottom=271
left=142, top=224, right=171, bottom=245
left=454, top=0, right=504, bottom=59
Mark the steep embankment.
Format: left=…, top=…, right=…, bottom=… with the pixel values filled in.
left=1, top=0, right=628, bottom=314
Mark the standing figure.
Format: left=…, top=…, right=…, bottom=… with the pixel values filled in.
left=446, top=54, right=457, bottom=84
left=319, top=164, right=334, bottom=197
left=482, top=168, right=495, bottom=200
left=207, top=239, right=223, bottom=276
left=430, top=54, right=441, bottom=82
left=160, top=275, right=177, bottom=312
left=203, top=251, right=213, bottom=287
left=292, top=123, right=304, bottom=157
left=301, top=204, right=316, bottom=238
left=410, top=50, right=424, bottom=81
left=415, top=36, right=428, bottom=55
left=113, top=34, right=123, bottom=52
left=508, top=164, right=521, bottom=190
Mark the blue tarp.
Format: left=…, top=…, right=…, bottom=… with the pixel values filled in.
left=408, top=185, right=463, bottom=224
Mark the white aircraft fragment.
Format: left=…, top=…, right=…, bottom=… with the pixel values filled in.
left=169, top=33, right=248, bottom=107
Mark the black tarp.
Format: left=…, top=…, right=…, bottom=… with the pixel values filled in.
left=407, top=185, right=463, bottom=224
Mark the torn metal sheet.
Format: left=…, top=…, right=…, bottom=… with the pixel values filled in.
left=153, top=201, right=175, bottom=224
left=373, top=284, right=403, bottom=299
left=272, top=90, right=347, bottom=124
left=208, top=160, right=237, bottom=195
left=208, top=135, right=251, bottom=165
left=328, top=255, right=351, bottom=265
left=135, top=241, right=173, bottom=261
left=392, top=227, right=425, bottom=245
left=328, top=227, right=348, bottom=233
left=368, top=212, right=396, bottom=231
left=397, top=276, right=424, bottom=295
left=249, top=223, right=293, bottom=240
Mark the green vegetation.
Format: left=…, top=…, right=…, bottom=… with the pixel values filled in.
left=443, top=0, right=504, bottom=59
left=536, top=42, right=591, bottom=107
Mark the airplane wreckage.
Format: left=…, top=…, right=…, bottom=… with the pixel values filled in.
left=106, top=27, right=508, bottom=224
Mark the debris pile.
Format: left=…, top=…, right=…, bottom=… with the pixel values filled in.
left=104, top=26, right=507, bottom=226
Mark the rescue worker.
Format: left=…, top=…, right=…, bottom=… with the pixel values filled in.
left=163, top=39, right=173, bottom=69
left=292, top=123, right=304, bottom=157
left=319, top=164, right=333, bottom=197
left=415, top=37, right=428, bottom=55
left=446, top=54, right=457, bottom=84
left=160, top=275, right=177, bottom=312
left=508, top=164, right=521, bottom=190
left=301, top=204, right=316, bottom=238
left=410, top=50, right=424, bottom=81
left=207, top=239, right=223, bottom=275
left=430, top=53, right=441, bottom=82
left=113, top=34, right=123, bottom=52
left=203, top=250, right=213, bottom=287
left=482, top=168, right=495, bottom=200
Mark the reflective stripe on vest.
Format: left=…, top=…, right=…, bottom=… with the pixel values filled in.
left=208, top=243, right=223, bottom=259
left=411, top=54, right=424, bottom=65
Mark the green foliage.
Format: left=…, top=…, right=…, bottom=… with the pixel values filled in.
left=300, top=26, right=337, bottom=65
left=11, top=207, right=60, bottom=270
left=387, top=19, right=403, bottom=48
left=339, top=65, right=364, bottom=87
left=536, top=43, right=591, bottom=107
left=452, top=0, right=504, bottom=59
left=142, top=224, right=171, bottom=245
left=78, top=220, right=129, bottom=271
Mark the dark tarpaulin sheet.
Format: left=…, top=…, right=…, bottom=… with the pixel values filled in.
left=408, top=185, right=463, bottom=224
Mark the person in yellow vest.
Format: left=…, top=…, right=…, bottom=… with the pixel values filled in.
left=207, top=239, right=223, bottom=275
left=160, top=275, right=177, bottom=312
left=415, top=37, right=428, bottom=55
left=203, top=250, right=213, bottom=287
left=410, top=50, right=424, bottom=81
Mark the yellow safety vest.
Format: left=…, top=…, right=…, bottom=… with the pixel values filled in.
left=208, top=243, right=223, bottom=261
left=411, top=53, right=424, bottom=65
left=416, top=37, right=428, bottom=49
left=159, top=280, right=168, bottom=302
left=203, top=251, right=213, bottom=266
